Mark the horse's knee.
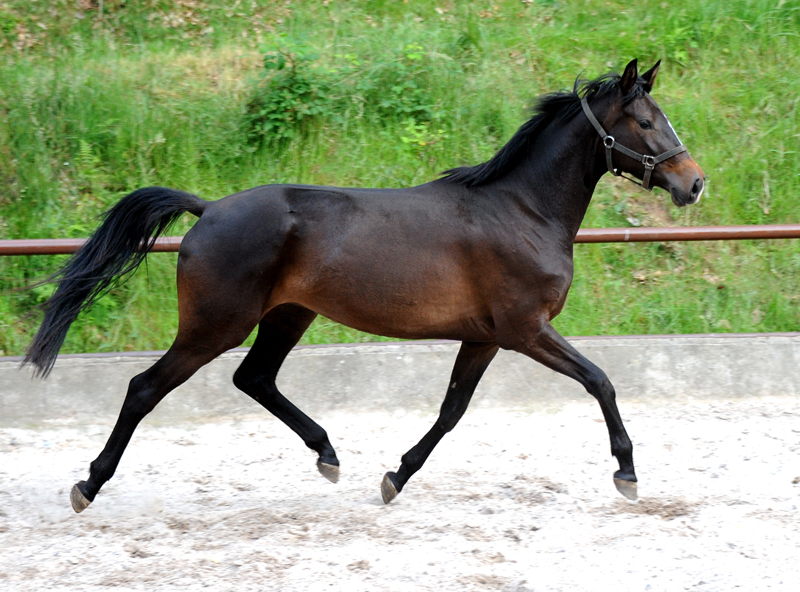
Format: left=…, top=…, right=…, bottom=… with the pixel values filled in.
left=586, top=371, right=615, bottom=402
left=436, top=395, right=472, bottom=433
left=437, top=417, right=458, bottom=433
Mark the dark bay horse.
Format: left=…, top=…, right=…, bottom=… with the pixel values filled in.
left=24, top=59, right=704, bottom=513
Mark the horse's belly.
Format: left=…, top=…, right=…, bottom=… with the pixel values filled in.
left=268, top=220, right=498, bottom=340
left=279, top=274, right=493, bottom=341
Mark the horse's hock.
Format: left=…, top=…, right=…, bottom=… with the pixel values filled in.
left=2, top=333, right=798, bottom=427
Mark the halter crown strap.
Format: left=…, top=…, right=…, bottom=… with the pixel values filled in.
left=580, top=96, right=687, bottom=191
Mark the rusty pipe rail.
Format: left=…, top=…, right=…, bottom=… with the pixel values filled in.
left=575, top=224, right=800, bottom=243
left=0, top=225, right=799, bottom=256
left=0, top=236, right=183, bottom=256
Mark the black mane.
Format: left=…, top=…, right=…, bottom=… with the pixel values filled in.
left=441, top=71, right=646, bottom=187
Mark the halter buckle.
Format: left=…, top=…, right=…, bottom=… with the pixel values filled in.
left=603, top=136, right=616, bottom=149
left=642, top=155, right=656, bottom=169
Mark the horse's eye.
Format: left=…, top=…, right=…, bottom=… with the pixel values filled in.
left=639, top=120, right=653, bottom=130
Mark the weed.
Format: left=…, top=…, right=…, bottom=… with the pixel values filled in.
left=245, top=37, right=335, bottom=145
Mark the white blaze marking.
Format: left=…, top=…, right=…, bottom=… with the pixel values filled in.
left=659, top=106, right=703, bottom=204
left=665, top=115, right=682, bottom=144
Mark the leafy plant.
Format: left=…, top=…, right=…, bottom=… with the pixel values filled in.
left=400, top=118, right=448, bottom=159
left=245, top=38, right=334, bottom=145
left=350, top=43, right=443, bottom=123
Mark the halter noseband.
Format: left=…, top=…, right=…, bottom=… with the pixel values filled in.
left=580, top=96, right=686, bottom=191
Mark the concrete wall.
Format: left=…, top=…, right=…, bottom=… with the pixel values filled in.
left=1, top=334, right=798, bottom=427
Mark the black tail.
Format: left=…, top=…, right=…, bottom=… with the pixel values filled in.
left=24, top=187, right=207, bottom=378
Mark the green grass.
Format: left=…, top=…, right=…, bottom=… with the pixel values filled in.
left=1, top=0, right=798, bottom=356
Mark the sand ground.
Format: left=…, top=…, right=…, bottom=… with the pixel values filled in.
left=1, top=396, right=799, bottom=591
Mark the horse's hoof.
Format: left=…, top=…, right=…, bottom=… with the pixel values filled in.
left=381, top=472, right=399, bottom=504
left=70, top=482, right=91, bottom=513
left=317, top=460, right=339, bottom=483
left=614, top=477, right=638, bottom=501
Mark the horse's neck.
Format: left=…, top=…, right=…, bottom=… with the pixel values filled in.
left=501, top=115, right=606, bottom=241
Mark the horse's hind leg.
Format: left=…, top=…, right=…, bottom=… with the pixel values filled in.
left=70, top=284, right=261, bottom=513
left=381, top=342, right=498, bottom=503
left=232, top=304, right=340, bottom=482
left=511, top=322, right=637, bottom=500
left=71, top=339, right=242, bottom=513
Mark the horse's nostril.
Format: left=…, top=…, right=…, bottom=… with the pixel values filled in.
left=691, top=177, right=704, bottom=197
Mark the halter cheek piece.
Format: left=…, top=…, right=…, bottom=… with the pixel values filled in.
left=581, top=96, right=686, bottom=191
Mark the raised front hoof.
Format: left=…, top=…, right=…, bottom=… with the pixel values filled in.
left=381, top=472, right=400, bottom=504
left=613, top=476, right=638, bottom=501
left=317, top=460, right=340, bottom=483
left=70, top=482, right=92, bottom=514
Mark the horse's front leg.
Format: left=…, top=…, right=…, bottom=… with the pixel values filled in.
left=510, top=321, right=637, bottom=499
left=381, top=341, right=499, bottom=503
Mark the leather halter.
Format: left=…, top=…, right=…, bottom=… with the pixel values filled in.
left=581, top=96, right=687, bottom=191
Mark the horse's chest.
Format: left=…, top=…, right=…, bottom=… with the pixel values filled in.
left=505, top=247, right=573, bottom=294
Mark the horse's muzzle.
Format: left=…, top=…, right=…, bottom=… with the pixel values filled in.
left=671, top=175, right=705, bottom=207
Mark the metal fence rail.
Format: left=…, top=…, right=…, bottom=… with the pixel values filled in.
left=1, top=225, right=800, bottom=256
left=575, top=224, right=800, bottom=243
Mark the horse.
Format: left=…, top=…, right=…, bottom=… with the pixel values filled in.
left=23, top=59, right=704, bottom=513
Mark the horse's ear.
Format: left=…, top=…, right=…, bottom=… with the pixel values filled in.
left=641, top=60, right=661, bottom=93
left=619, top=59, right=638, bottom=95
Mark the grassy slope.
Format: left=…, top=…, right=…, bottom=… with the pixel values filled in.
left=0, top=0, right=798, bottom=357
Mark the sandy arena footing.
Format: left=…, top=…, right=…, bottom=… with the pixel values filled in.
left=1, top=397, right=799, bottom=591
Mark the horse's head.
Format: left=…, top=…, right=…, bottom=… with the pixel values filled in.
left=585, top=59, right=705, bottom=207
